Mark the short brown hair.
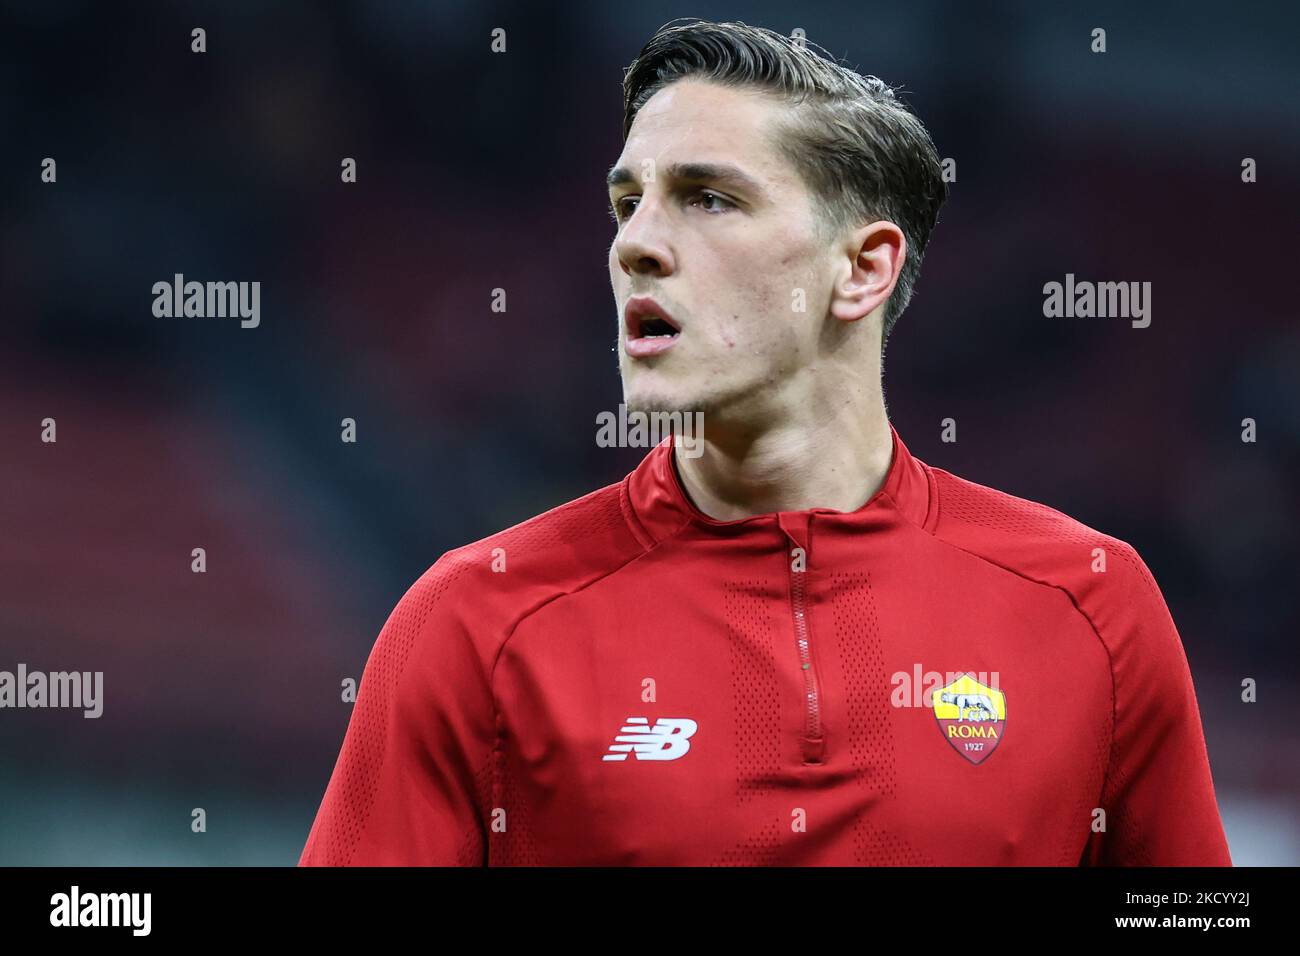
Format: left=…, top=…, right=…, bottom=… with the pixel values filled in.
left=622, top=18, right=948, bottom=342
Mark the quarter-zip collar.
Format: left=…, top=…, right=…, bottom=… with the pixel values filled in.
left=621, top=420, right=936, bottom=548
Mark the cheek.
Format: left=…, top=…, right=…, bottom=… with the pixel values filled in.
left=702, top=277, right=785, bottom=356
left=700, top=230, right=819, bottom=357
left=770, top=242, right=827, bottom=327
left=751, top=269, right=800, bottom=331
left=749, top=261, right=821, bottom=362
left=708, top=251, right=774, bottom=336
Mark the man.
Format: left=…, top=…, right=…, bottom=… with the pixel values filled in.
left=298, top=19, right=1230, bottom=866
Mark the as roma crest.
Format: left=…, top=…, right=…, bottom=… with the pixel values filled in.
left=932, top=673, right=1006, bottom=765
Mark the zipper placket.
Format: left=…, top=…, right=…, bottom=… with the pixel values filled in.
left=781, top=513, right=825, bottom=764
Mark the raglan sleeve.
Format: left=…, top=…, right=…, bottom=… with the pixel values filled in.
left=1083, top=542, right=1232, bottom=866
left=297, top=554, right=496, bottom=866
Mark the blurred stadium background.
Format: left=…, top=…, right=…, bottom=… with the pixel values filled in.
left=0, top=0, right=1296, bottom=864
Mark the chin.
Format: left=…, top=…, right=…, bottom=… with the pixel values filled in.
left=622, top=380, right=705, bottom=417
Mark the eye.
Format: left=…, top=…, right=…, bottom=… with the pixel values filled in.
left=609, top=189, right=735, bottom=225
left=691, top=190, right=735, bottom=214
left=610, top=196, right=639, bottom=223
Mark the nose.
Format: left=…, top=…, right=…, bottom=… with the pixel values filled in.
left=613, top=194, right=675, bottom=278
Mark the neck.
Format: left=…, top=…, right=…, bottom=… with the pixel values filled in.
left=673, top=385, right=893, bottom=520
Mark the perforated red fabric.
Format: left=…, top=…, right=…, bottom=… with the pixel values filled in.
left=929, top=466, right=1226, bottom=866
left=298, top=425, right=1230, bottom=866
left=723, top=579, right=783, bottom=807
left=299, top=558, right=470, bottom=865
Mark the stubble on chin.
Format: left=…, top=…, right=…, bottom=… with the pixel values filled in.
left=622, top=381, right=717, bottom=419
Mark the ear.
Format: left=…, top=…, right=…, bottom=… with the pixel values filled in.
left=828, top=220, right=906, bottom=324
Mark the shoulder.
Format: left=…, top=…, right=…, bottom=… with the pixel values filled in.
left=925, top=464, right=1170, bottom=641
left=382, top=475, right=648, bottom=656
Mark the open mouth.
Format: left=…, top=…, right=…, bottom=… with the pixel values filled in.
left=632, top=314, right=680, bottom=339
left=623, top=298, right=682, bottom=358
left=623, top=295, right=682, bottom=358
left=625, top=296, right=681, bottom=340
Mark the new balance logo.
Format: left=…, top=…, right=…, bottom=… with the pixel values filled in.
left=602, top=717, right=698, bottom=761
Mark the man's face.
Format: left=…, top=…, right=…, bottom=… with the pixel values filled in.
left=607, top=78, right=837, bottom=421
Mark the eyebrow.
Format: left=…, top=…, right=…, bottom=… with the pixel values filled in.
left=605, top=161, right=767, bottom=199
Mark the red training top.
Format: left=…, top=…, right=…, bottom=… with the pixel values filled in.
left=298, top=424, right=1231, bottom=866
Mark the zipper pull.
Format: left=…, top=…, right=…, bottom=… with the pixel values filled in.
left=777, top=511, right=811, bottom=552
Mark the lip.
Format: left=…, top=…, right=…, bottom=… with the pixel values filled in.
left=623, top=295, right=682, bottom=358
